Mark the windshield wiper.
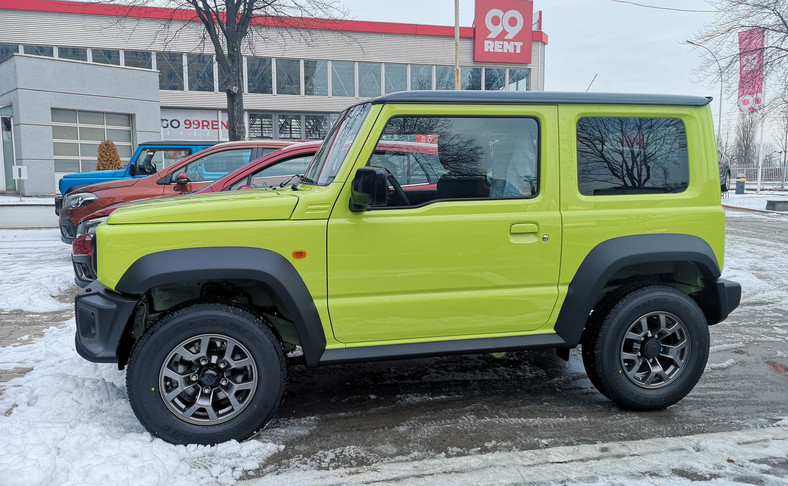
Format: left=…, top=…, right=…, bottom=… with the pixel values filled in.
left=291, top=174, right=316, bottom=191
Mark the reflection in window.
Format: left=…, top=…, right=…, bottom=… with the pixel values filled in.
left=304, top=60, right=328, bottom=96
left=508, top=69, right=529, bottom=91
left=249, top=114, right=274, bottom=139
left=0, top=44, right=18, bottom=63
left=332, top=61, right=355, bottom=97
left=435, top=66, right=455, bottom=90
left=24, top=45, right=53, bottom=57
left=358, top=62, right=381, bottom=98
left=247, top=57, right=272, bottom=94
left=410, top=65, right=432, bottom=90
left=157, top=52, right=184, bottom=90
left=276, top=59, right=301, bottom=95
left=188, top=54, right=214, bottom=91
left=125, top=50, right=152, bottom=69
left=172, top=148, right=253, bottom=182
left=93, top=49, right=120, bottom=65
left=384, top=64, right=407, bottom=93
left=461, top=67, right=481, bottom=90
left=485, top=68, right=505, bottom=91
left=369, top=116, right=540, bottom=206
left=278, top=114, right=302, bottom=139
left=58, top=47, right=87, bottom=61
left=305, top=115, right=329, bottom=140
left=577, top=117, right=689, bottom=196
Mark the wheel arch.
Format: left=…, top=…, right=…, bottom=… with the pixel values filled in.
left=555, top=234, right=726, bottom=347
left=115, top=247, right=326, bottom=366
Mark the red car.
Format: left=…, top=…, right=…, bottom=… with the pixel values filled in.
left=71, top=142, right=320, bottom=287
left=58, top=140, right=292, bottom=244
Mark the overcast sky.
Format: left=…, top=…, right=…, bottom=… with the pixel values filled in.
left=342, top=0, right=752, bottom=141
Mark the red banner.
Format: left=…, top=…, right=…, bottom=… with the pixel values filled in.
left=738, top=28, right=764, bottom=112
left=474, top=0, right=533, bottom=64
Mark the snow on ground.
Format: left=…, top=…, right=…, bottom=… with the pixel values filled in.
left=1, top=219, right=787, bottom=485
left=722, top=190, right=788, bottom=212
left=0, top=196, right=54, bottom=205
left=0, top=229, right=73, bottom=312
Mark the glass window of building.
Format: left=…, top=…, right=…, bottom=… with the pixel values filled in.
left=305, top=114, right=329, bottom=140
left=247, top=57, right=272, bottom=94
left=435, top=66, right=455, bottom=90
left=157, top=52, right=184, bottom=91
left=24, top=45, right=53, bottom=57
left=461, top=67, right=482, bottom=90
left=485, top=68, right=506, bottom=91
left=304, top=60, right=328, bottom=96
left=188, top=54, right=214, bottom=91
left=249, top=114, right=274, bottom=139
left=58, top=47, right=87, bottom=61
left=276, top=59, right=301, bottom=95
left=0, top=44, right=18, bottom=63
left=125, top=50, right=152, bottom=69
left=51, top=109, right=133, bottom=174
left=410, top=65, right=432, bottom=90
left=358, top=62, right=381, bottom=98
left=385, top=64, right=407, bottom=94
left=508, top=68, right=530, bottom=91
left=278, top=114, right=302, bottom=139
left=93, top=49, right=120, bottom=65
left=332, top=61, right=355, bottom=97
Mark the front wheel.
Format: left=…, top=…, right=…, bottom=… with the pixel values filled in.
left=582, top=285, right=709, bottom=410
left=127, top=303, right=287, bottom=445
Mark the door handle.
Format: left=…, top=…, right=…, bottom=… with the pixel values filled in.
left=510, top=223, right=538, bottom=235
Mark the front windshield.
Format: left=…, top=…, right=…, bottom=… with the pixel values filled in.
left=302, top=103, right=371, bottom=186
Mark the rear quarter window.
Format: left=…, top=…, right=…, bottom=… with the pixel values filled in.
left=576, top=117, right=689, bottom=196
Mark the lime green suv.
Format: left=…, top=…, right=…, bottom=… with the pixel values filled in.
left=75, top=92, right=741, bottom=445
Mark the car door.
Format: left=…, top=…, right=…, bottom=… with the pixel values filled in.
left=166, top=147, right=254, bottom=195
left=326, top=104, right=562, bottom=344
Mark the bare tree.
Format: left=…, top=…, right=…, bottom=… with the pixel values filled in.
left=108, top=0, right=344, bottom=140
left=732, top=111, right=759, bottom=168
left=691, top=0, right=788, bottom=112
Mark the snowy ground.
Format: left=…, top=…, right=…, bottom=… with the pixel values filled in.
left=0, top=208, right=787, bottom=485
left=722, top=190, right=788, bottom=212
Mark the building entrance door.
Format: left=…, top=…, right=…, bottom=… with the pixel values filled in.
left=1, top=116, right=15, bottom=191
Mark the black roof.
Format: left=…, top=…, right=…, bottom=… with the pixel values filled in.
left=139, top=140, right=218, bottom=146
left=370, top=91, right=712, bottom=107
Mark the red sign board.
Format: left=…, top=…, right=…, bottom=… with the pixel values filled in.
left=474, top=0, right=534, bottom=64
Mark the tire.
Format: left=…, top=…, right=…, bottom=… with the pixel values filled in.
left=127, top=303, right=287, bottom=445
left=582, top=285, right=709, bottom=410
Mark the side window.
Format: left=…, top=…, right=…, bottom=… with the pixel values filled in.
left=136, top=149, right=192, bottom=175
left=576, top=117, right=689, bottom=196
left=227, top=155, right=313, bottom=190
left=366, top=116, right=539, bottom=207
left=171, top=148, right=253, bottom=182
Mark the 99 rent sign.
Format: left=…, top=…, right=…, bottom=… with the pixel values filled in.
left=474, top=0, right=533, bottom=64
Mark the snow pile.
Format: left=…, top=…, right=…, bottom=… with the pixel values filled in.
left=0, top=321, right=283, bottom=486
left=0, top=196, right=54, bottom=205
left=0, top=229, right=74, bottom=312
left=723, top=191, right=788, bottom=212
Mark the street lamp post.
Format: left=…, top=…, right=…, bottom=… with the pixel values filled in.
left=687, top=41, right=724, bottom=145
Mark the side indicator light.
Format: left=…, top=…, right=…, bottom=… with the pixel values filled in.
left=292, top=250, right=307, bottom=259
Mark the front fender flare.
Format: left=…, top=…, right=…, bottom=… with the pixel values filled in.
left=115, top=247, right=326, bottom=366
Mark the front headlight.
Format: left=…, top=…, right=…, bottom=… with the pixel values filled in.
left=63, top=192, right=98, bottom=210
left=76, top=216, right=109, bottom=238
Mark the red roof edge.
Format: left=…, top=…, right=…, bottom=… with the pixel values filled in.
left=1, top=0, right=548, bottom=42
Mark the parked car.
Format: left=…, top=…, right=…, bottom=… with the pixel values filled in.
left=718, top=151, right=731, bottom=192
left=55, top=141, right=216, bottom=214
left=71, top=142, right=320, bottom=287
left=58, top=140, right=291, bottom=243
left=75, top=91, right=740, bottom=445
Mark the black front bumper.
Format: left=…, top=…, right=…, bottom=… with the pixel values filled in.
left=74, top=281, right=139, bottom=363
left=54, top=195, right=63, bottom=215
left=60, top=219, right=76, bottom=244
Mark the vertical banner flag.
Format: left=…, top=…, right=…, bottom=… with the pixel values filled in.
left=738, top=28, right=764, bottom=112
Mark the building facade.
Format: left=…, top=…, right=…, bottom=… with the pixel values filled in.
left=0, top=0, right=547, bottom=195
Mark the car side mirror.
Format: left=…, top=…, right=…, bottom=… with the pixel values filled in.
left=350, top=167, right=388, bottom=212
left=174, top=172, right=189, bottom=188
left=128, top=164, right=137, bottom=176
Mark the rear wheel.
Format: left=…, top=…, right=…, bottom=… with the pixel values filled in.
left=582, top=285, right=709, bottom=410
left=127, top=303, right=286, bottom=445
